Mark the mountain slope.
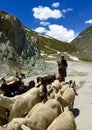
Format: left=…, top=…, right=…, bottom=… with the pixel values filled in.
left=27, top=29, right=77, bottom=55
left=71, top=26, right=92, bottom=61
left=0, top=10, right=45, bottom=76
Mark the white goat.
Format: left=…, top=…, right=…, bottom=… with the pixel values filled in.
left=0, top=86, right=43, bottom=121
left=47, top=111, right=76, bottom=130
left=55, top=87, right=75, bottom=111
left=6, top=99, right=62, bottom=130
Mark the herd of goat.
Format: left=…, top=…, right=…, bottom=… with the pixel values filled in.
left=0, top=72, right=78, bottom=130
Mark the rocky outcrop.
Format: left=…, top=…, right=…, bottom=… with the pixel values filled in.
left=0, top=10, right=45, bottom=76
left=71, top=26, right=92, bottom=60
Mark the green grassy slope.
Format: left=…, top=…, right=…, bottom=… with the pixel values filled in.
left=28, top=29, right=77, bottom=55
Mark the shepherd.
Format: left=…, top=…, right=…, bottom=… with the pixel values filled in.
left=57, top=55, right=68, bottom=82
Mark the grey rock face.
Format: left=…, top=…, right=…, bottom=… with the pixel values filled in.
left=0, top=10, right=45, bottom=77
left=71, top=26, right=92, bottom=59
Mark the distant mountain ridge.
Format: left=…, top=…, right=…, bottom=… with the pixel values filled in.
left=71, top=26, right=92, bottom=61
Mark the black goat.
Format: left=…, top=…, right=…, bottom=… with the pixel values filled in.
left=36, top=74, right=56, bottom=103
left=0, top=78, right=22, bottom=97
left=0, top=77, right=36, bottom=97
left=37, top=74, right=56, bottom=86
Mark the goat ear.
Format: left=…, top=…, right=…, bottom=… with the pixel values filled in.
left=71, top=80, right=76, bottom=87
left=0, top=76, right=3, bottom=80
left=38, top=85, right=44, bottom=93
left=53, top=73, right=55, bottom=75
left=21, top=124, right=31, bottom=130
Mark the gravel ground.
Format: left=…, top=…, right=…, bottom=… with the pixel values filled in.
left=67, top=61, right=92, bottom=130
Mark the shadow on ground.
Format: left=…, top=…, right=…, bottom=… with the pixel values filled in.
left=72, top=108, right=80, bottom=118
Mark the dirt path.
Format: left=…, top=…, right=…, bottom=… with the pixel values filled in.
left=66, top=61, right=92, bottom=130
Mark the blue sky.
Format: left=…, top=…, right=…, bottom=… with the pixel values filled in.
left=0, top=0, right=92, bottom=42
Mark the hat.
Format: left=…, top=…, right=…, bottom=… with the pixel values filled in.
left=61, top=54, right=64, bottom=57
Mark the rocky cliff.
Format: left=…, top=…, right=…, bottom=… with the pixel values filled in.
left=0, top=10, right=45, bottom=77
left=71, top=26, right=92, bottom=61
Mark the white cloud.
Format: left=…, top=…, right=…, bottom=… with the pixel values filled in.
left=52, top=2, right=60, bottom=8
left=85, top=19, right=92, bottom=24
left=62, top=8, right=73, bottom=13
left=40, top=21, right=50, bottom=26
left=32, top=6, right=62, bottom=20
left=34, top=24, right=76, bottom=42
left=35, top=27, right=46, bottom=33
left=46, top=24, right=75, bottom=42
